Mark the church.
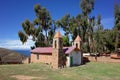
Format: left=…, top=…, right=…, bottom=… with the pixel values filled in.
left=31, top=31, right=83, bottom=69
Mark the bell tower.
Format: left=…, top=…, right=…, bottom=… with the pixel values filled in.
left=52, top=31, right=64, bottom=69
left=53, top=31, right=63, bottom=49
left=74, top=35, right=82, bottom=49
left=74, top=35, right=83, bottom=64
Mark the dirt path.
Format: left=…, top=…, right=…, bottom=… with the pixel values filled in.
left=11, top=75, right=46, bottom=80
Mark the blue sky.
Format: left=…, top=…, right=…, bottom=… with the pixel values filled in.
left=0, top=0, right=119, bottom=49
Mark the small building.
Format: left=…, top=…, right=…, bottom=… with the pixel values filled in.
left=31, top=31, right=83, bottom=69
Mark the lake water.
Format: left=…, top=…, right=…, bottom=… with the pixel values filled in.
left=13, top=49, right=30, bottom=56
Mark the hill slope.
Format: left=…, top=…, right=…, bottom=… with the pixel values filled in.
left=0, top=48, right=28, bottom=64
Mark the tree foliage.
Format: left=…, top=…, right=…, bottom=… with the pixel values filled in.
left=62, top=36, right=69, bottom=46
left=80, top=0, right=95, bottom=16
left=18, top=31, right=28, bottom=44
left=114, top=3, right=120, bottom=51
left=56, top=14, right=71, bottom=35
left=18, top=1, right=119, bottom=53
left=18, top=4, right=53, bottom=48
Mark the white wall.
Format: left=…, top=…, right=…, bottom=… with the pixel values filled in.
left=66, top=56, right=70, bottom=67
left=66, top=51, right=81, bottom=67
left=71, top=51, right=81, bottom=65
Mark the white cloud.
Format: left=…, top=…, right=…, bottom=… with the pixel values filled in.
left=0, top=39, right=34, bottom=50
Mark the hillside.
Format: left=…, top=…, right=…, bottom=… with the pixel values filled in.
left=0, top=48, right=28, bottom=64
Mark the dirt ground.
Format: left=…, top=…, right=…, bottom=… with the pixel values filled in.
left=11, top=75, right=46, bottom=80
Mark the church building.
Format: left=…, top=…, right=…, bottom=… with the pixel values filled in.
left=31, top=31, right=83, bottom=69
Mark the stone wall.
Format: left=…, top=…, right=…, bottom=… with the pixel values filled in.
left=31, top=53, right=52, bottom=64
left=22, top=57, right=30, bottom=64
left=52, top=49, right=59, bottom=68
left=52, top=49, right=65, bottom=69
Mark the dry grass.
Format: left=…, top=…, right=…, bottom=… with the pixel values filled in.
left=0, top=62, right=120, bottom=80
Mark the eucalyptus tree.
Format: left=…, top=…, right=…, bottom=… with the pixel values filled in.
left=48, top=20, right=57, bottom=46
left=80, top=0, right=95, bottom=52
left=34, top=4, right=52, bottom=46
left=93, top=15, right=105, bottom=53
left=80, top=0, right=95, bottom=38
left=104, top=30, right=116, bottom=52
left=56, top=14, right=71, bottom=46
left=18, top=19, right=40, bottom=44
left=69, top=16, right=78, bottom=41
left=62, top=36, right=70, bottom=46
left=56, top=14, right=71, bottom=35
left=114, top=3, right=120, bottom=51
left=80, top=0, right=95, bottom=17
left=75, top=14, right=83, bottom=39
left=18, top=4, right=52, bottom=48
left=88, top=16, right=95, bottom=53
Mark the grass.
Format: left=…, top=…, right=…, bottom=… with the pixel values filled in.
left=0, top=62, right=120, bottom=80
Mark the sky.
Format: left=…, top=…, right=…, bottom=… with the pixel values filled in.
left=0, top=0, right=119, bottom=50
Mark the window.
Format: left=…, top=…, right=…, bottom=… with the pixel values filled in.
left=118, top=44, right=120, bottom=48
left=76, top=43, right=78, bottom=48
left=55, top=40, right=57, bottom=48
left=37, top=54, right=39, bottom=60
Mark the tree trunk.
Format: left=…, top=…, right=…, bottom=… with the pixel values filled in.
left=88, top=34, right=91, bottom=53
left=45, top=30, right=48, bottom=46
left=115, top=30, right=118, bottom=52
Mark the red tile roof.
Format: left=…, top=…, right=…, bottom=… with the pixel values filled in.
left=64, top=46, right=76, bottom=54
left=31, top=47, right=52, bottom=53
left=31, top=47, right=76, bottom=54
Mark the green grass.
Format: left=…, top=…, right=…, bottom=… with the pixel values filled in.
left=0, top=62, right=120, bottom=80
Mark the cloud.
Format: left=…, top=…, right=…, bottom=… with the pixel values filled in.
left=101, top=17, right=114, bottom=29
left=0, top=39, right=34, bottom=50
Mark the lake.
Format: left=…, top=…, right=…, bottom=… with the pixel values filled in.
left=13, top=49, right=30, bottom=56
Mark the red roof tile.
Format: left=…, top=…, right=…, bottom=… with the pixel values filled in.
left=31, top=47, right=52, bottom=53
left=31, top=47, right=76, bottom=54
left=64, top=47, right=76, bottom=54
